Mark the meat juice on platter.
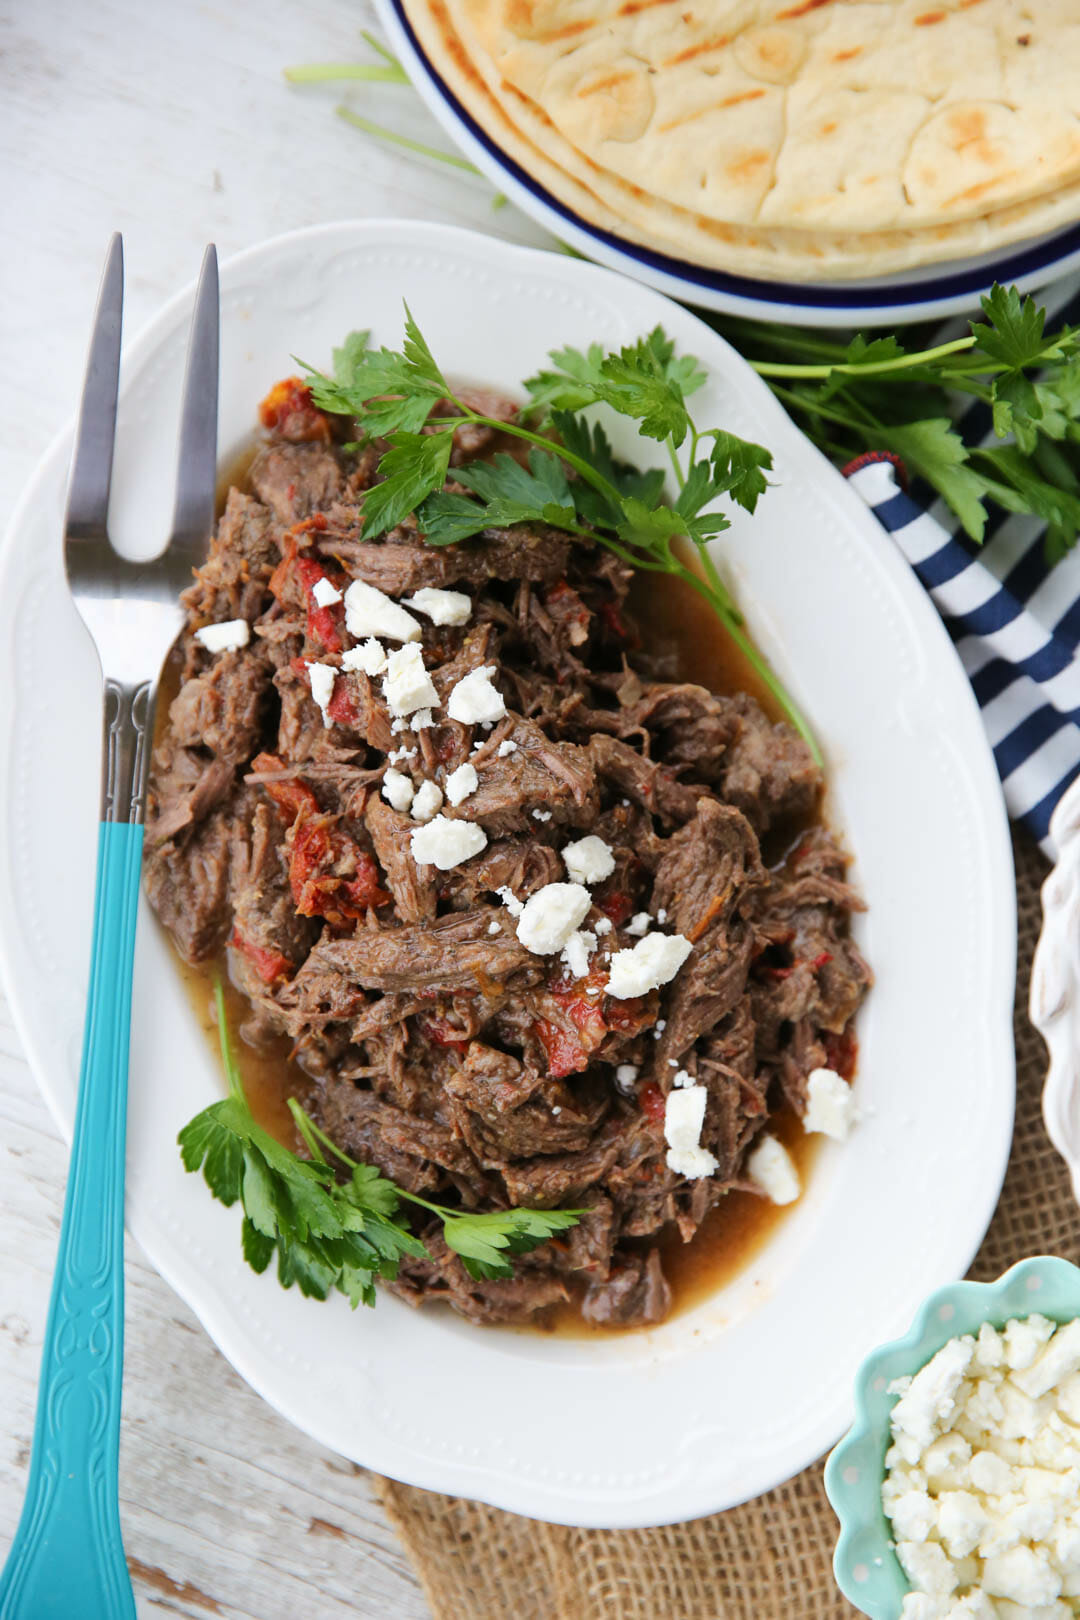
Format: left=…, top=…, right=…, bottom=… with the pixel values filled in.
left=147, top=358, right=869, bottom=1333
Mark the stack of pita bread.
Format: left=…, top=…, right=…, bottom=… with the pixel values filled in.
left=400, top=0, right=1080, bottom=279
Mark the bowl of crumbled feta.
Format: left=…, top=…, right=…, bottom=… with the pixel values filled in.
left=826, top=1255, right=1080, bottom=1620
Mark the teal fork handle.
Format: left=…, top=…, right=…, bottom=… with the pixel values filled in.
left=0, top=821, right=141, bottom=1620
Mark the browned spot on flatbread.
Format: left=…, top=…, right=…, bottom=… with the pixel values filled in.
left=128, top=1559, right=222, bottom=1615
left=832, top=46, right=862, bottom=60
left=949, top=107, right=988, bottom=148
left=657, top=87, right=765, bottom=132
left=577, top=70, right=635, bottom=96
left=915, top=9, right=946, bottom=23
left=534, top=19, right=595, bottom=41
left=775, top=0, right=834, bottom=19
left=664, top=34, right=731, bottom=67
left=308, top=1517, right=348, bottom=1539
left=726, top=148, right=771, bottom=181
left=1017, top=31, right=1031, bottom=43
left=820, top=120, right=837, bottom=134
left=618, top=0, right=679, bottom=13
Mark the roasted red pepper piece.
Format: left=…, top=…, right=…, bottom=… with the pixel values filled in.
left=288, top=821, right=388, bottom=924
left=824, top=1027, right=858, bottom=1081
left=258, top=376, right=331, bottom=443
left=420, top=1017, right=470, bottom=1055
left=294, top=554, right=345, bottom=653
left=535, top=969, right=608, bottom=1078
left=638, top=1081, right=666, bottom=1127
left=250, top=753, right=321, bottom=824
left=228, top=927, right=293, bottom=984
left=595, top=890, right=633, bottom=927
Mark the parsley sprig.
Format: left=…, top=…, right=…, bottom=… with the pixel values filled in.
left=302, top=312, right=820, bottom=759
left=178, top=985, right=581, bottom=1307
left=718, top=285, right=1080, bottom=561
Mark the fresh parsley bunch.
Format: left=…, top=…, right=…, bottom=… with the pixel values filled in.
left=178, top=985, right=581, bottom=1306
left=718, top=286, right=1080, bottom=561
left=302, top=311, right=819, bottom=756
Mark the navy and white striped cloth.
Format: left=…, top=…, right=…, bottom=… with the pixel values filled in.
left=845, top=271, right=1080, bottom=856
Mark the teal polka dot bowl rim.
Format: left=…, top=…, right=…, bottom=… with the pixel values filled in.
left=824, top=1254, right=1080, bottom=1619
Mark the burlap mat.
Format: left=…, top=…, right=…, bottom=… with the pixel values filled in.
left=374, top=830, right=1074, bottom=1620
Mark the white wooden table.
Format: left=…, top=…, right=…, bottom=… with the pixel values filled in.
left=0, top=2, right=556, bottom=1612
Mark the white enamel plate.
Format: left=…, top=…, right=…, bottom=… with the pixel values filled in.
left=0, top=221, right=1015, bottom=1527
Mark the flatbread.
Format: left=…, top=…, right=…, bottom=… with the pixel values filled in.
left=402, top=0, right=1080, bottom=280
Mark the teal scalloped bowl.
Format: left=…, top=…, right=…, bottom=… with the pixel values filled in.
left=824, top=1255, right=1080, bottom=1618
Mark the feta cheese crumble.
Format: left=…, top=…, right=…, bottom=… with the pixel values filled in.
left=403, top=586, right=472, bottom=626
left=341, top=637, right=387, bottom=677
left=745, top=1135, right=800, bottom=1205
left=626, top=912, right=651, bottom=937
left=382, top=644, right=439, bottom=718
left=444, top=762, right=479, bottom=806
left=884, top=1315, right=1080, bottom=1619
left=614, top=1064, right=639, bottom=1094
left=411, top=780, right=443, bottom=823
left=561, top=929, right=597, bottom=979
left=803, top=1066, right=859, bottom=1141
left=343, top=579, right=422, bottom=643
left=663, top=1085, right=718, bottom=1181
left=496, top=738, right=518, bottom=757
left=606, top=931, right=693, bottom=1000
left=562, top=835, right=616, bottom=887
left=195, top=618, right=249, bottom=653
left=311, top=576, right=342, bottom=608
left=595, top=916, right=613, bottom=937
left=495, top=885, right=524, bottom=919
left=307, top=662, right=336, bottom=728
left=447, top=665, right=506, bottom=725
left=410, top=815, right=487, bottom=871
left=532, top=809, right=552, bottom=823
left=515, top=883, right=591, bottom=956
left=381, top=768, right=415, bottom=814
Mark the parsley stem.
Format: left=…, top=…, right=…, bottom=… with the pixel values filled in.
left=287, top=1097, right=330, bottom=1164
left=750, top=336, right=976, bottom=380
left=335, top=107, right=483, bottom=173
left=285, top=62, right=410, bottom=84
left=213, top=981, right=247, bottom=1106
left=666, top=434, right=686, bottom=491
left=447, top=399, right=628, bottom=510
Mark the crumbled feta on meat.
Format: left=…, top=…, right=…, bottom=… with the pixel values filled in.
left=410, top=815, right=487, bottom=870
left=411, top=780, right=443, bottom=823
left=444, top=762, right=479, bottom=806
left=195, top=618, right=249, bottom=653
left=344, top=579, right=422, bottom=643
left=381, top=767, right=415, bottom=813
left=447, top=665, right=505, bottom=725
left=404, top=587, right=471, bottom=626
left=382, top=643, right=439, bottom=718
left=307, top=662, right=336, bottom=728
left=515, top=883, right=591, bottom=956
left=341, top=637, right=387, bottom=677
left=311, top=576, right=342, bottom=608
left=606, top=931, right=692, bottom=1000
left=562, top=835, right=616, bottom=886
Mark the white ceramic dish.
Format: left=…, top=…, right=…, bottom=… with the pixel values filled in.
left=375, top=0, right=1080, bottom=330
left=0, top=220, right=1016, bottom=1527
left=1031, top=776, right=1080, bottom=1203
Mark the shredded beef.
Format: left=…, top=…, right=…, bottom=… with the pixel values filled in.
left=145, top=383, right=869, bottom=1330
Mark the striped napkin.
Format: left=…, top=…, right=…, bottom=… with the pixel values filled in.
left=845, top=272, right=1080, bottom=857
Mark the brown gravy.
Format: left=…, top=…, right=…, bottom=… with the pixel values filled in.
left=161, top=491, right=829, bottom=1330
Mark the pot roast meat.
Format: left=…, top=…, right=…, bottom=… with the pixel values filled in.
left=145, top=390, right=869, bottom=1329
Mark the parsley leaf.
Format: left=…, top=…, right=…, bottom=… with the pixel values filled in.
left=178, top=986, right=582, bottom=1310
left=360, top=431, right=453, bottom=539
left=442, top=1208, right=581, bottom=1281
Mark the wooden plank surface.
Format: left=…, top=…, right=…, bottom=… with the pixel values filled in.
left=0, top=1, right=555, bottom=1612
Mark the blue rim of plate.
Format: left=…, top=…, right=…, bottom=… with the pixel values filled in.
left=384, top=0, right=1080, bottom=316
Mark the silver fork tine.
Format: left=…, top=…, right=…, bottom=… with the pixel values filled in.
left=170, top=243, right=219, bottom=552
left=65, top=232, right=123, bottom=541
